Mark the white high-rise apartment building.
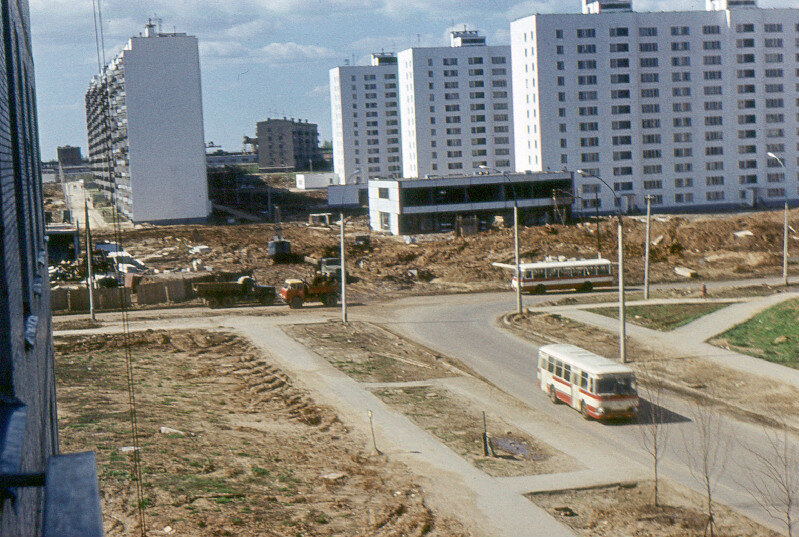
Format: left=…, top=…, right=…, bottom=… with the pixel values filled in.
left=330, top=53, right=401, bottom=184
left=86, top=21, right=210, bottom=223
left=512, top=0, right=799, bottom=213
left=398, top=31, right=514, bottom=178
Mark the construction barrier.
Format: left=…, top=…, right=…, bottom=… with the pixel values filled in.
left=52, top=287, right=131, bottom=313
left=50, top=288, right=69, bottom=311
left=136, top=279, right=195, bottom=306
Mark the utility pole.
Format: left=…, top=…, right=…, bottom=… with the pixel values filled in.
left=784, top=200, right=790, bottom=287
left=514, top=204, right=522, bottom=315
left=340, top=212, right=347, bottom=323
left=595, top=190, right=601, bottom=257
left=644, top=195, right=652, bottom=300
left=618, top=216, right=627, bottom=363
left=84, top=194, right=96, bottom=321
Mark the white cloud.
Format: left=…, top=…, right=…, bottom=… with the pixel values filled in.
left=306, top=84, right=330, bottom=98
left=201, top=40, right=338, bottom=66
left=256, top=42, right=338, bottom=64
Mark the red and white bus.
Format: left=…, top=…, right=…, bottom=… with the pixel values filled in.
left=537, top=344, right=639, bottom=421
left=494, top=257, right=613, bottom=294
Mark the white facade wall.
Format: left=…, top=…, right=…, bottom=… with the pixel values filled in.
left=296, top=172, right=336, bottom=190
left=398, top=43, right=515, bottom=178
left=368, top=180, right=403, bottom=234
left=512, top=6, right=799, bottom=214
left=123, top=34, right=209, bottom=222
left=330, top=61, right=401, bottom=184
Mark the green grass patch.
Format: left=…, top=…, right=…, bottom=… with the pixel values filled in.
left=712, top=298, right=799, bottom=367
left=588, top=302, right=732, bottom=331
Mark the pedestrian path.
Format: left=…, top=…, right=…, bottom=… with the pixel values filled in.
left=225, top=318, right=581, bottom=537
left=548, top=293, right=799, bottom=390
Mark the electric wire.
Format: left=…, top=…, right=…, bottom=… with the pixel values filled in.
left=91, top=2, right=147, bottom=534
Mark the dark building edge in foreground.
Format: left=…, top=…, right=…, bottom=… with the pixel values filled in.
left=0, top=0, right=102, bottom=535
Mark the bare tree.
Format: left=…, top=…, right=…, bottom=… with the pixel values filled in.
left=636, top=358, right=670, bottom=507
left=681, top=398, right=731, bottom=537
left=739, top=422, right=799, bottom=537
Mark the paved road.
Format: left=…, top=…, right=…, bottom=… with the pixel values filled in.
left=382, top=290, right=795, bottom=534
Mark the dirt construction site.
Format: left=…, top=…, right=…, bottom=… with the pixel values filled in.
left=48, top=177, right=799, bottom=536
left=94, top=206, right=799, bottom=303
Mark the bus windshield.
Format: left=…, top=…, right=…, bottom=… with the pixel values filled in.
left=595, top=375, right=636, bottom=395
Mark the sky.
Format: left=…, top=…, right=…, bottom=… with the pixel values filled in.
left=30, top=0, right=794, bottom=160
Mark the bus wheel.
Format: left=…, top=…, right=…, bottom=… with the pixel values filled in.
left=578, top=281, right=593, bottom=293
left=549, top=386, right=559, bottom=404
left=580, top=401, right=591, bottom=420
left=534, top=284, right=547, bottom=295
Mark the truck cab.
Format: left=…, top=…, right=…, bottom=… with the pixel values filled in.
left=279, top=278, right=338, bottom=309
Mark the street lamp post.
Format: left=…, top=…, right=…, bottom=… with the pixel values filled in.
left=767, top=153, right=790, bottom=287
left=480, top=166, right=522, bottom=315
left=578, top=170, right=627, bottom=363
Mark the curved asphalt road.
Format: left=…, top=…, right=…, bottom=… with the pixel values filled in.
left=382, top=289, right=794, bottom=534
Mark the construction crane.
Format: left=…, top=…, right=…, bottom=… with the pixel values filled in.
left=242, top=136, right=258, bottom=154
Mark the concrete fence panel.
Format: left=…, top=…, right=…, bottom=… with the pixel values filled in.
left=136, top=283, right=168, bottom=306
left=50, top=288, right=69, bottom=312
left=95, top=287, right=131, bottom=310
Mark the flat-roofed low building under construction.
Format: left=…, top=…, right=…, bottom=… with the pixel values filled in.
left=369, top=171, right=572, bottom=235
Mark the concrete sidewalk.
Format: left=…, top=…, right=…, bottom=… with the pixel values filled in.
left=552, top=293, right=799, bottom=390
left=224, top=317, right=581, bottom=537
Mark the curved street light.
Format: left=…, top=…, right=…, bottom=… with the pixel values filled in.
left=479, top=165, right=522, bottom=315
left=577, top=169, right=627, bottom=363
left=766, top=153, right=790, bottom=287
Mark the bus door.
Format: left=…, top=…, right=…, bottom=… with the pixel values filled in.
left=570, top=368, right=579, bottom=409
left=563, top=364, right=573, bottom=406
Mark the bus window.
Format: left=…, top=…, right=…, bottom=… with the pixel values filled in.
left=596, top=375, right=637, bottom=395
left=555, top=361, right=563, bottom=378
left=534, top=268, right=546, bottom=280
left=580, top=371, right=589, bottom=389
left=588, top=377, right=595, bottom=393
left=563, top=364, right=572, bottom=382
left=524, top=270, right=533, bottom=279
left=598, top=264, right=610, bottom=275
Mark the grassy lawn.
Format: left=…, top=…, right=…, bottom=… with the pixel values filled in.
left=712, top=298, right=799, bottom=367
left=588, top=302, right=732, bottom=331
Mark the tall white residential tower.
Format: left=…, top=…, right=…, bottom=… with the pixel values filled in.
left=512, top=0, right=799, bottom=213
left=330, top=53, right=401, bottom=184
left=397, top=31, right=514, bottom=178
left=86, top=21, right=210, bottom=223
